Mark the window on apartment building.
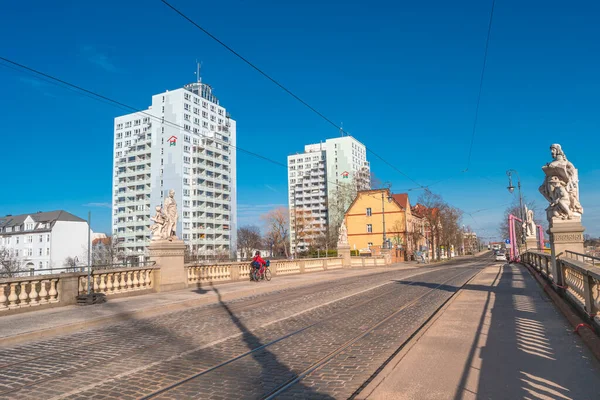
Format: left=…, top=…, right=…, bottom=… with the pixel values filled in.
left=46, top=248, right=50, bottom=256
left=38, top=248, right=43, bottom=256
left=47, top=234, right=50, bottom=242
left=368, top=242, right=373, bottom=247
left=39, top=235, right=43, bottom=242
left=367, top=224, right=373, bottom=233
left=28, top=248, right=33, bottom=257
left=15, top=249, right=18, bottom=257
left=366, top=208, right=372, bottom=216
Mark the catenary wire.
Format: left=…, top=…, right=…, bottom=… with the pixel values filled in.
left=464, top=0, right=496, bottom=172
left=159, top=0, right=426, bottom=189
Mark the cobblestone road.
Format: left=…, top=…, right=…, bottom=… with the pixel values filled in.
left=0, top=255, right=493, bottom=400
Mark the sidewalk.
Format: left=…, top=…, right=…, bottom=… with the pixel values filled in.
left=0, top=262, right=416, bottom=347
left=359, top=263, right=600, bottom=400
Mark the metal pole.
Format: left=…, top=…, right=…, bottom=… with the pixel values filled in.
left=381, top=192, right=386, bottom=248
left=87, top=211, right=92, bottom=296
left=517, top=179, right=525, bottom=246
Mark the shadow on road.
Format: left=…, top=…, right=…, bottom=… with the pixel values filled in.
left=211, top=284, right=334, bottom=399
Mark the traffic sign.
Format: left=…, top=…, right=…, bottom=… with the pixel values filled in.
left=505, top=239, right=511, bottom=244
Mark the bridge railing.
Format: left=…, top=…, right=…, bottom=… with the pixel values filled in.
left=185, top=257, right=346, bottom=285
left=523, top=251, right=600, bottom=326
left=0, top=265, right=159, bottom=313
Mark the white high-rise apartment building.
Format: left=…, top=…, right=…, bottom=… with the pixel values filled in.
left=287, top=136, right=370, bottom=253
left=112, top=80, right=237, bottom=259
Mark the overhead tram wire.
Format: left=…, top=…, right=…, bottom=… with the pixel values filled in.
left=159, top=0, right=427, bottom=191
left=0, top=56, right=286, bottom=169
left=464, top=0, right=496, bottom=172
left=0, top=56, right=379, bottom=197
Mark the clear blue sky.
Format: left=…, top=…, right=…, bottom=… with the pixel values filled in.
left=1, top=0, right=599, bottom=240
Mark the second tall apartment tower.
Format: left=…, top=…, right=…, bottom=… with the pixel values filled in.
left=112, top=80, right=237, bottom=259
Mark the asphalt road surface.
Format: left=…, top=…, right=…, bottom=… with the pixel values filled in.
left=0, top=253, right=494, bottom=400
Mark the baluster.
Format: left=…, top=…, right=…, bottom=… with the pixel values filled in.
left=8, top=283, right=19, bottom=309
left=48, top=279, right=59, bottom=303
left=99, top=274, right=107, bottom=293
left=113, top=272, right=121, bottom=293
left=141, top=270, right=148, bottom=288
left=187, top=268, right=193, bottom=283
left=119, top=272, right=126, bottom=292
left=132, top=271, right=140, bottom=290
left=146, top=269, right=153, bottom=288
left=29, top=280, right=39, bottom=306
left=0, top=284, right=7, bottom=311
left=18, top=282, right=29, bottom=307
left=39, top=280, right=49, bottom=304
left=93, top=274, right=100, bottom=293
left=106, top=273, right=114, bottom=293
left=78, top=276, right=86, bottom=294
left=126, top=271, right=134, bottom=292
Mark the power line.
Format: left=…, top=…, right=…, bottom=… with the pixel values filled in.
left=464, top=0, right=496, bottom=172
left=0, top=56, right=286, bottom=169
left=160, top=0, right=425, bottom=189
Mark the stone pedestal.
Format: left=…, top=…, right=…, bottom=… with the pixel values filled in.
left=338, top=245, right=351, bottom=268
left=548, top=220, right=585, bottom=286
left=381, top=249, right=392, bottom=265
left=525, top=236, right=538, bottom=252
left=148, top=239, right=187, bottom=292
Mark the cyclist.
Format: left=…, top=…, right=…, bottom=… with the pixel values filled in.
left=251, top=251, right=267, bottom=280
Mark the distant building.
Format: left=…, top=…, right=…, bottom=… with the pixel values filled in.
left=112, top=78, right=237, bottom=261
left=0, top=211, right=91, bottom=273
left=344, top=189, right=425, bottom=261
left=287, top=136, right=370, bottom=254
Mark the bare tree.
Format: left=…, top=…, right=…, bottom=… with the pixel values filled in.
left=92, top=236, right=123, bottom=267
left=0, top=248, right=23, bottom=277
left=261, top=207, right=290, bottom=258
left=438, top=205, right=463, bottom=259
left=292, top=208, right=315, bottom=254
left=499, top=198, right=544, bottom=244
left=237, top=225, right=263, bottom=260
left=417, top=191, right=445, bottom=260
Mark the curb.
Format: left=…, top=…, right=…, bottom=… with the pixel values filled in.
left=354, top=264, right=492, bottom=399
left=522, top=262, right=600, bottom=362
left=0, top=265, right=417, bottom=348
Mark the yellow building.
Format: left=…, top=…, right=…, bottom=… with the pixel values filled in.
left=345, top=189, right=413, bottom=254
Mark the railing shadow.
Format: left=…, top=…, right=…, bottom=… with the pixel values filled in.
left=210, top=284, right=334, bottom=399
left=453, top=264, right=600, bottom=399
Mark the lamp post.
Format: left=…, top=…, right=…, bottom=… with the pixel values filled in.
left=381, top=187, right=393, bottom=249
left=506, top=170, right=525, bottom=246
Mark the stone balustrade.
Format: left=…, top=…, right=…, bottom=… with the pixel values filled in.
left=184, top=257, right=372, bottom=286
left=78, top=268, right=155, bottom=296
left=523, top=251, right=600, bottom=327
left=0, top=266, right=158, bottom=315
left=0, top=278, right=59, bottom=311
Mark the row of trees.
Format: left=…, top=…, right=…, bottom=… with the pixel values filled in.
left=416, top=191, right=467, bottom=260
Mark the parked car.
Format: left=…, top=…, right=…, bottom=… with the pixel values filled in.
left=495, top=252, right=507, bottom=262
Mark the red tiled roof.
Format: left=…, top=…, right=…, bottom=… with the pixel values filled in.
left=392, top=193, right=409, bottom=209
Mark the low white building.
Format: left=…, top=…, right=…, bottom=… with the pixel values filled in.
left=0, top=211, right=91, bottom=274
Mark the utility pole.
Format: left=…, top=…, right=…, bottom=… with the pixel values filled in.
left=87, top=211, right=92, bottom=296
left=381, top=191, right=387, bottom=249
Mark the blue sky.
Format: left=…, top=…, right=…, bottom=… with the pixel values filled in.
left=1, top=0, right=599, bottom=240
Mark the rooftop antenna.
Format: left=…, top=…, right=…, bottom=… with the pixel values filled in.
left=194, top=60, right=202, bottom=84
left=340, top=122, right=344, bottom=137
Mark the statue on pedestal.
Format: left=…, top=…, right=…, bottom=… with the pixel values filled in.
left=524, top=206, right=536, bottom=238
left=337, top=221, right=349, bottom=246
left=149, top=189, right=179, bottom=241
left=539, top=144, right=583, bottom=222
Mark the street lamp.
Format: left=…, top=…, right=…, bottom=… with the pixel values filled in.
left=381, top=186, right=393, bottom=249
left=506, top=169, right=525, bottom=245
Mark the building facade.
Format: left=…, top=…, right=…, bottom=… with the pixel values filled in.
left=345, top=190, right=425, bottom=260
left=0, top=211, right=91, bottom=274
left=287, top=136, right=370, bottom=254
left=112, top=80, right=237, bottom=260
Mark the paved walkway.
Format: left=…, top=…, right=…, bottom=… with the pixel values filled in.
left=359, top=263, right=600, bottom=400
left=0, top=262, right=419, bottom=346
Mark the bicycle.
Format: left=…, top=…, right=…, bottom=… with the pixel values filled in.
left=250, top=260, right=271, bottom=282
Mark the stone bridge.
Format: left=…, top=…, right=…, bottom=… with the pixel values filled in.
left=0, top=249, right=599, bottom=399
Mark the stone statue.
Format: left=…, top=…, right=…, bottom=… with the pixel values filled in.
left=150, top=205, right=167, bottom=241
left=524, top=206, right=536, bottom=238
left=337, top=221, right=349, bottom=246
left=539, top=144, right=583, bottom=222
left=163, top=189, right=178, bottom=240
